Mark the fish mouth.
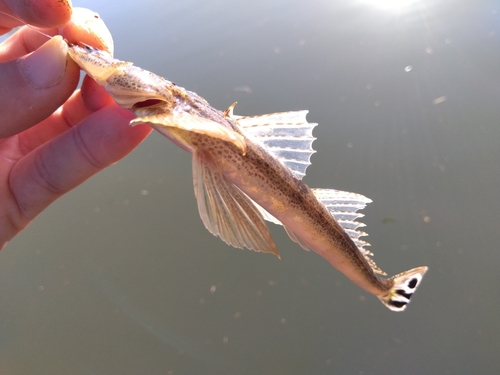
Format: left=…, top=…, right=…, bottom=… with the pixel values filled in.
left=131, top=99, right=164, bottom=110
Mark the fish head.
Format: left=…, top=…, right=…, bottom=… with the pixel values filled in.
left=67, top=43, right=132, bottom=85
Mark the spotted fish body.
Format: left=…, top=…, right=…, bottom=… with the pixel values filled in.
left=68, top=43, right=427, bottom=311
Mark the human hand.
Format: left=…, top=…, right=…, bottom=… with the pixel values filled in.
left=0, top=0, right=152, bottom=249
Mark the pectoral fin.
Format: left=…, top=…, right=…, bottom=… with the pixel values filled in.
left=131, top=111, right=247, bottom=154
left=192, top=151, right=279, bottom=257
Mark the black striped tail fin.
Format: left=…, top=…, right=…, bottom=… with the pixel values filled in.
left=379, top=266, right=428, bottom=312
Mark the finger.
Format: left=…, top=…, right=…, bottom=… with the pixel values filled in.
left=0, top=26, right=58, bottom=62
left=15, top=77, right=116, bottom=155
left=8, top=104, right=152, bottom=227
left=0, top=7, right=114, bottom=62
left=10, top=89, right=90, bottom=156
left=0, top=36, right=80, bottom=138
left=1, top=0, right=71, bottom=29
left=81, top=74, right=117, bottom=110
left=60, top=7, right=114, bottom=55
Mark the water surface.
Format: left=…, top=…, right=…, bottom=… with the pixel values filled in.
left=2, top=0, right=500, bottom=374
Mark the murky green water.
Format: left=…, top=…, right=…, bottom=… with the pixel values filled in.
left=2, top=0, right=500, bottom=373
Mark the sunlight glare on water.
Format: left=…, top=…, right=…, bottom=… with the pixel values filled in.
left=359, top=0, right=420, bottom=12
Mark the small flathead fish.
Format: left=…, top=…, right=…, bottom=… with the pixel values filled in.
left=68, top=43, right=428, bottom=311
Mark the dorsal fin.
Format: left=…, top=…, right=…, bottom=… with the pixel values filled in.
left=226, top=105, right=317, bottom=180
left=247, top=186, right=383, bottom=274
left=311, top=188, right=386, bottom=275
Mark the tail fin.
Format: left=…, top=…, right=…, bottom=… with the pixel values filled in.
left=379, top=266, right=428, bottom=312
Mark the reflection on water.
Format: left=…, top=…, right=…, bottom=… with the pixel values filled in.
left=2, top=0, right=500, bottom=373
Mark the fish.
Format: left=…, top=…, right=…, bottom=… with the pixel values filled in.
left=66, top=42, right=428, bottom=311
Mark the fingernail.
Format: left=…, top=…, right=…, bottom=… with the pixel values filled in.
left=21, top=36, right=69, bottom=89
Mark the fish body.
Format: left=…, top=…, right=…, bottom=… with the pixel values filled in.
left=68, top=44, right=427, bottom=311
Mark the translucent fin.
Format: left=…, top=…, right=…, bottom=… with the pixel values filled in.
left=252, top=200, right=282, bottom=226
left=283, top=226, right=312, bottom=251
left=192, top=152, right=279, bottom=257
left=311, top=188, right=386, bottom=275
left=243, top=196, right=312, bottom=251
left=228, top=106, right=317, bottom=179
left=131, top=111, right=247, bottom=155
left=379, top=266, right=428, bottom=312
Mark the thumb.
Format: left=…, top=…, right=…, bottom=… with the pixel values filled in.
left=0, top=36, right=80, bottom=139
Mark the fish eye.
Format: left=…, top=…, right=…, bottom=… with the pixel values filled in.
left=77, top=42, right=97, bottom=52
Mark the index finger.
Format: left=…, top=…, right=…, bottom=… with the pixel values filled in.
left=0, top=0, right=71, bottom=32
